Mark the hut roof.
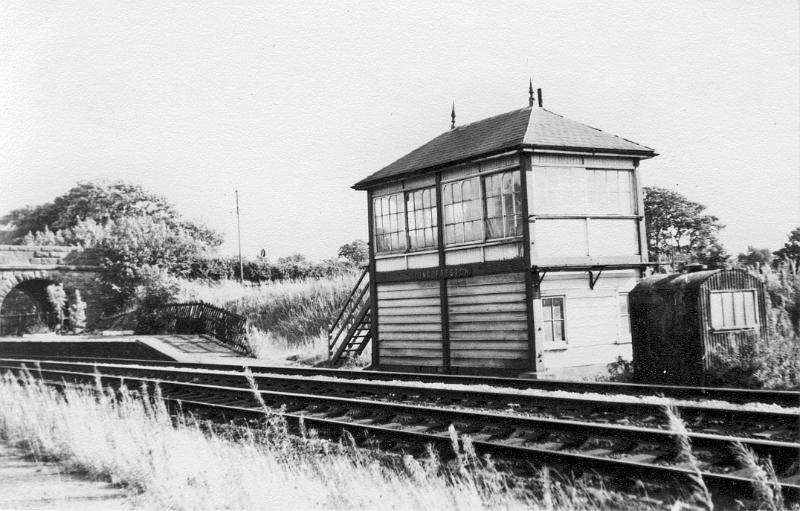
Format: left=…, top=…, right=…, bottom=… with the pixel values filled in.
left=631, top=270, right=722, bottom=296
left=353, top=106, right=656, bottom=190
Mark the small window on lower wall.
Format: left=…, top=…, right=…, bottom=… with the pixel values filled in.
left=709, top=290, right=758, bottom=329
left=542, top=296, right=566, bottom=343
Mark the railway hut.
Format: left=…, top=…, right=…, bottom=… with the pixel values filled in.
left=629, top=268, right=769, bottom=385
left=346, top=88, right=657, bottom=376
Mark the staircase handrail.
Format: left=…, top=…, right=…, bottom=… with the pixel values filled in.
left=331, top=301, right=371, bottom=363
left=329, top=282, right=369, bottom=352
left=327, top=267, right=369, bottom=337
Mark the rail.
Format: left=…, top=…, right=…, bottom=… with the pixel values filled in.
left=140, top=302, right=250, bottom=355
left=2, top=358, right=797, bottom=505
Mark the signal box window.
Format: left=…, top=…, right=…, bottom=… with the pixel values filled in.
left=442, top=177, right=483, bottom=245
left=406, top=187, right=438, bottom=250
left=709, top=290, right=758, bottom=329
left=373, top=193, right=406, bottom=254
left=542, top=297, right=566, bottom=343
left=484, top=171, right=522, bottom=239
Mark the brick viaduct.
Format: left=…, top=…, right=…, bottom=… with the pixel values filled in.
left=0, top=246, right=104, bottom=328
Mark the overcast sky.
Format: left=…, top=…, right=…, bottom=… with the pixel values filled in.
left=1, top=1, right=798, bottom=260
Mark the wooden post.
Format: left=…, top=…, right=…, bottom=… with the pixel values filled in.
left=367, top=190, right=380, bottom=369
left=435, top=172, right=451, bottom=374
left=518, top=151, right=540, bottom=373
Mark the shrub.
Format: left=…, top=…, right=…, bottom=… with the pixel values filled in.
left=68, top=290, right=87, bottom=333
left=46, top=283, right=67, bottom=331
left=708, top=334, right=799, bottom=390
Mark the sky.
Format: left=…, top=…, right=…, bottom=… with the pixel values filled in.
left=1, top=1, right=798, bottom=261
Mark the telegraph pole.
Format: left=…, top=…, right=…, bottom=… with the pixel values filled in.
left=235, top=190, right=244, bottom=283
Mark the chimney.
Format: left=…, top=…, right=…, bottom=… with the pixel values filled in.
left=537, top=88, right=543, bottom=108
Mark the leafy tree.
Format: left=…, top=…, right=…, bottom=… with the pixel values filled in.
left=774, top=227, right=800, bottom=267
left=46, top=283, right=67, bottom=331
left=737, top=246, right=774, bottom=269
left=69, top=290, right=87, bottom=333
left=95, top=216, right=216, bottom=309
left=643, top=186, right=729, bottom=270
left=337, top=240, right=368, bottom=267
left=1, top=180, right=222, bottom=247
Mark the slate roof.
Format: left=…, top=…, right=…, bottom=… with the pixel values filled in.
left=353, top=106, right=655, bottom=189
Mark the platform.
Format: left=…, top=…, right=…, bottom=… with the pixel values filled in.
left=0, top=442, right=133, bottom=510
left=0, top=333, right=257, bottom=365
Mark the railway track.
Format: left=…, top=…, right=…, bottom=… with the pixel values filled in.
left=1, top=357, right=799, bottom=504
left=2, top=358, right=797, bottom=442
left=4, top=354, right=799, bottom=406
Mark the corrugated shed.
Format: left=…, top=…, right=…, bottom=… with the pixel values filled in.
left=354, top=106, right=655, bottom=189
left=629, top=269, right=768, bottom=385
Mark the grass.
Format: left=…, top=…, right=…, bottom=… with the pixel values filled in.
left=0, top=370, right=696, bottom=511
left=178, top=275, right=363, bottom=365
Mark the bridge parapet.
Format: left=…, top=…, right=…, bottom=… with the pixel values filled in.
left=0, top=245, right=102, bottom=268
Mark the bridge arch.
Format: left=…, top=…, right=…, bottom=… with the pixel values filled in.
left=0, top=246, right=103, bottom=333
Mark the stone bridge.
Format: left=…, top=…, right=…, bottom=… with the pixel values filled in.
left=0, top=246, right=104, bottom=332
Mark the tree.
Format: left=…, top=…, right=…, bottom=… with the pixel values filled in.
left=337, top=240, right=368, bottom=267
left=96, top=216, right=217, bottom=309
left=737, top=246, right=774, bottom=269
left=46, top=283, right=67, bottom=332
left=1, top=180, right=222, bottom=247
left=69, top=290, right=87, bottom=333
left=643, top=186, right=729, bottom=270
left=774, top=227, right=800, bottom=267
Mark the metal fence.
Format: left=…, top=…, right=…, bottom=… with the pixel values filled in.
left=0, top=311, right=59, bottom=336
left=142, top=302, right=250, bottom=355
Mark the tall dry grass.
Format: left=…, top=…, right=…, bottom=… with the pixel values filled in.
left=0, top=371, right=679, bottom=511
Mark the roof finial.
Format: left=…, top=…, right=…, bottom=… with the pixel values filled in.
left=450, top=102, right=456, bottom=130
left=528, top=78, right=534, bottom=107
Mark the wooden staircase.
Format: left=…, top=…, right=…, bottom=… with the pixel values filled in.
left=328, top=268, right=372, bottom=366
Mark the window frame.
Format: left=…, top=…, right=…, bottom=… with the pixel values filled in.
left=541, top=295, right=567, bottom=346
left=617, top=291, right=631, bottom=344
left=372, top=192, right=407, bottom=255
left=482, top=170, right=523, bottom=241
left=709, top=289, right=759, bottom=331
left=441, top=169, right=524, bottom=248
left=404, top=186, right=439, bottom=252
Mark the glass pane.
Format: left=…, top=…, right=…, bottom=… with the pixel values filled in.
left=486, top=197, right=501, bottom=220
left=552, top=299, right=563, bottom=319
left=721, top=292, right=733, bottom=327
left=422, top=189, right=430, bottom=208
left=710, top=293, right=723, bottom=328
left=733, top=292, right=745, bottom=326
left=443, top=185, right=452, bottom=205
left=453, top=183, right=462, bottom=203
left=486, top=218, right=502, bottom=239
left=744, top=291, right=756, bottom=325
left=445, top=225, right=455, bottom=243
left=554, top=321, right=564, bottom=341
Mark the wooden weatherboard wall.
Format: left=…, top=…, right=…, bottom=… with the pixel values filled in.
left=369, top=152, right=535, bottom=375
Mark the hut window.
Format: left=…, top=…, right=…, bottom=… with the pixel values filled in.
left=373, top=193, right=407, bottom=253
left=542, top=297, right=566, bottom=343
left=709, top=290, right=758, bottom=329
left=442, top=177, right=483, bottom=245
left=484, top=171, right=522, bottom=239
left=405, top=187, right=438, bottom=250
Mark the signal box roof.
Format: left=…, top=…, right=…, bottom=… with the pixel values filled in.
left=354, top=106, right=655, bottom=190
